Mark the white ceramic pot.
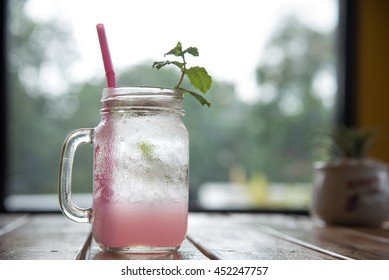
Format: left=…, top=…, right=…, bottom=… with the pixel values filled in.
left=311, top=158, right=389, bottom=226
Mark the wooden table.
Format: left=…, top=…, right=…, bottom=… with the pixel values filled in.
left=1, top=213, right=388, bottom=260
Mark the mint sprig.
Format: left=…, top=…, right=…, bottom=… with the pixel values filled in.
left=152, top=42, right=212, bottom=107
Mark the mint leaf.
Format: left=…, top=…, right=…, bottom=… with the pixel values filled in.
left=184, top=47, right=199, bottom=57
left=152, top=60, right=184, bottom=70
left=152, top=61, right=171, bottom=70
left=170, top=61, right=185, bottom=69
left=164, top=41, right=182, bottom=57
left=180, top=88, right=211, bottom=108
left=186, top=67, right=212, bottom=93
left=137, top=141, right=154, bottom=157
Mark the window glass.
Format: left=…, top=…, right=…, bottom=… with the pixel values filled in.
left=6, top=0, right=338, bottom=211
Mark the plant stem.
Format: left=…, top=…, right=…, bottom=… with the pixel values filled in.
left=175, top=54, right=186, bottom=88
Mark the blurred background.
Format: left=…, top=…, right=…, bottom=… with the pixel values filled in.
left=1, top=0, right=388, bottom=212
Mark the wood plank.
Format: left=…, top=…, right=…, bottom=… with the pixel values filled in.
left=2, top=213, right=386, bottom=260
left=0, top=214, right=30, bottom=236
left=0, top=214, right=25, bottom=229
left=347, top=227, right=389, bottom=242
left=87, top=237, right=209, bottom=260
left=0, top=214, right=91, bottom=260
left=187, top=213, right=336, bottom=260
left=245, top=214, right=389, bottom=260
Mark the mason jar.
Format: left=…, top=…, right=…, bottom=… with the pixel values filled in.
left=58, top=87, right=189, bottom=252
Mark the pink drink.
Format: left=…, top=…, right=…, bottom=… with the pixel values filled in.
left=92, top=198, right=188, bottom=251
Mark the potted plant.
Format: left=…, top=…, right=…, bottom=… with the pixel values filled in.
left=310, top=126, right=389, bottom=226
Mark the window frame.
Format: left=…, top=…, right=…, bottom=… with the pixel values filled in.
left=0, top=0, right=355, bottom=213
left=336, top=0, right=358, bottom=126
left=1, top=0, right=8, bottom=212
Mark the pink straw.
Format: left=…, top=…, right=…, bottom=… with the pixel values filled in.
left=96, top=23, right=117, bottom=88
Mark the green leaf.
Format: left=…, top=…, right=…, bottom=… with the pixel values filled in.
left=186, top=66, right=213, bottom=93
left=184, top=47, right=199, bottom=57
left=187, top=91, right=211, bottom=107
left=177, top=87, right=211, bottom=107
left=152, top=61, right=171, bottom=70
left=170, top=61, right=185, bottom=70
left=152, top=60, right=184, bottom=71
left=164, top=41, right=183, bottom=57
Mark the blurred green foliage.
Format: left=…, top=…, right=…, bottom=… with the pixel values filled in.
left=7, top=1, right=335, bottom=207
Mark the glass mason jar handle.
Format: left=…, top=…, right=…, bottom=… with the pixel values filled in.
left=58, top=128, right=94, bottom=223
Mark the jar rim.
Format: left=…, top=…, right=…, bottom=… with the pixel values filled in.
left=102, top=86, right=181, bottom=100
left=100, top=86, right=184, bottom=114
